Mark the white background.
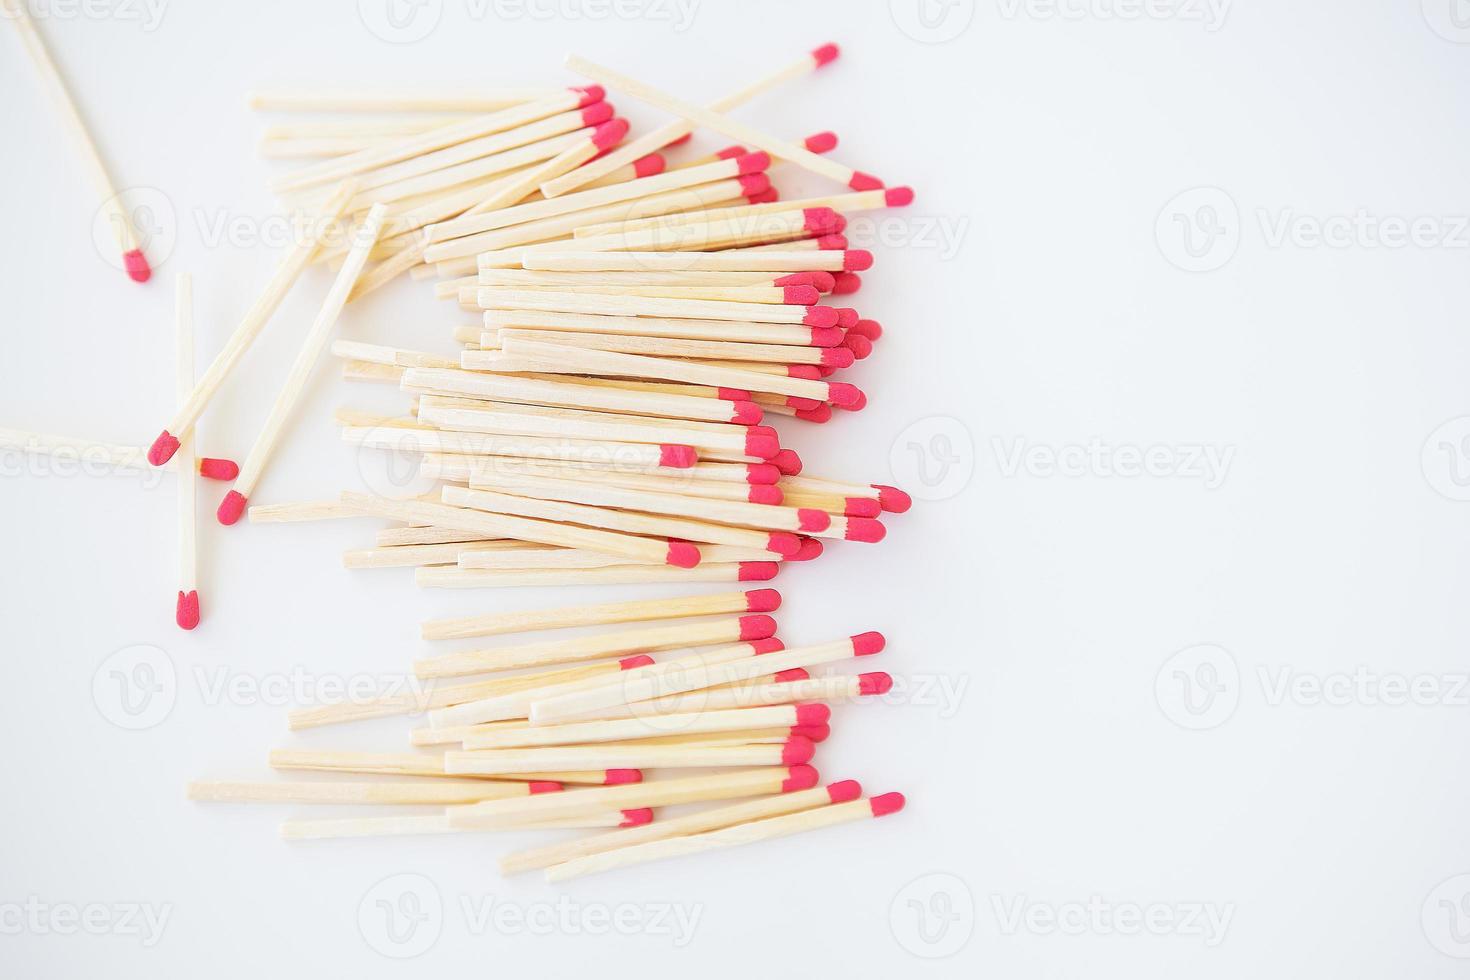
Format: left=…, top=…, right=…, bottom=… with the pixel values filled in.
left=3, top=0, right=1470, bottom=975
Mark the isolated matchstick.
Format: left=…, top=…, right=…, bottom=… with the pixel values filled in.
left=174, top=275, right=201, bottom=629
left=217, top=204, right=387, bottom=524
left=4, top=0, right=150, bottom=282
left=148, top=181, right=357, bottom=466
left=421, top=587, right=780, bottom=640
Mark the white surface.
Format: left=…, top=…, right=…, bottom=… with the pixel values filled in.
left=3, top=1, right=1470, bottom=976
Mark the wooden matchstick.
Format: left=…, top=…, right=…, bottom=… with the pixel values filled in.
left=475, top=288, right=841, bottom=327
left=421, top=588, right=779, bottom=641
left=445, top=736, right=814, bottom=775
left=187, top=778, right=551, bottom=805
left=342, top=540, right=523, bottom=569
left=248, top=89, right=558, bottom=113
left=266, top=749, right=627, bottom=785
left=343, top=423, right=691, bottom=472
left=464, top=702, right=828, bottom=750
left=4, top=0, right=150, bottom=281
left=147, top=181, right=358, bottom=466
left=454, top=544, right=775, bottom=570
left=573, top=186, right=912, bottom=239
left=521, top=248, right=871, bottom=273
left=217, top=204, right=386, bottom=525
left=544, top=791, right=904, bottom=881
left=174, top=274, right=200, bottom=629
left=415, top=563, right=777, bottom=589
left=475, top=328, right=852, bottom=369
left=279, top=808, right=647, bottom=839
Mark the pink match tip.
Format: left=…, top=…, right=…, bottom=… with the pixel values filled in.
left=794, top=405, right=832, bottom=424
left=826, top=382, right=863, bottom=409
left=786, top=365, right=823, bottom=381
left=739, top=614, right=778, bottom=641
left=831, top=272, right=862, bottom=295
left=619, top=654, right=656, bottom=670
left=745, top=588, right=782, bottom=613
left=717, top=387, right=752, bottom=400
left=770, top=449, right=802, bottom=475
left=147, top=430, right=180, bottom=466
left=884, top=186, right=915, bottom=207
left=803, top=131, right=839, bottom=154
left=528, top=781, right=564, bottom=794
left=781, top=735, right=816, bottom=766
left=620, top=808, right=655, bottom=827
left=840, top=389, right=868, bottom=412
left=122, top=249, right=151, bottom=283
left=746, top=463, right=781, bottom=485
left=786, top=395, right=824, bottom=410
left=715, top=145, right=747, bottom=160
left=816, top=234, right=848, bottom=250
left=789, top=537, right=824, bottom=562
left=794, top=702, right=831, bottom=726
left=216, top=489, right=247, bottom=526
left=591, top=118, right=630, bottom=150
left=581, top=101, right=615, bottom=126
left=869, top=792, right=906, bottom=817
left=665, top=541, right=702, bottom=568
left=844, top=517, right=886, bottom=543
left=802, top=207, right=843, bottom=234
left=792, top=723, right=831, bottom=743
left=802, top=306, right=839, bottom=328
left=746, top=188, right=780, bottom=205
left=736, top=151, right=771, bottom=174
left=744, top=429, right=781, bottom=460
left=843, top=496, right=882, bottom=518
left=848, top=171, right=885, bottom=191
left=851, top=631, right=886, bottom=656
left=843, top=250, right=874, bottom=271
left=197, top=457, right=239, bottom=481
left=766, top=532, right=802, bottom=557
left=748, top=485, right=784, bottom=505
left=737, top=172, right=771, bottom=196
left=604, top=769, right=642, bottom=785
left=782, top=284, right=821, bottom=305
left=776, top=271, right=825, bottom=290
left=633, top=153, right=666, bottom=177
left=834, top=307, right=858, bottom=329
left=850, top=318, right=883, bottom=340
left=821, top=346, right=855, bottom=369
left=827, top=779, right=862, bottom=803
left=667, top=132, right=693, bottom=147
left=659, top=444, right=697, bottom=468
left=809, top=326, right=844, bottom=347
left=874, top=485, right=912, bottom=514
left=732, top=401, right=763, bottom=425
left=571, top=84, right=605, bottom=107
left=175, top=590, right=199, bottom=630
left=796, top=508, right=832, bottom=533
left=843, top=334, right=873, bottom=360
left=774, top=667, right=809, bottom=682
left=858, top=671, right=894, bottom=695
left=811, top=42, right=840, bottom=66
left=751, top=637, right=786, bottom=655
left=738, top=561, right=779, bottom=582
left=782, top=764, right=820, bottom=792
left=815, top=364, right=837, bottom=378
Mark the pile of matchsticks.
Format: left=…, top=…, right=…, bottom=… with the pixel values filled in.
left=190, top=588, right=904, bottom=881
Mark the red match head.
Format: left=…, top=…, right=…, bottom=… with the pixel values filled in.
left=744, top=427, right=781, bottom=460
left=826, top=382, right=865, bottom=410
left=830, top=271, right=862, bottom=295
left=748, top=485, right=783, bottom=505
left=847, top=171, right=884, bottom=191
left=794, top=703, right=831, bottom=726
left=175, top=590, right=200, bottom=631
left=658, top=444, right=697, bottom=468
left=738, top=614, right=777, bottom=641
left=738, top=561, right=779, bottom=582
left=744, top=588, right=781, bottom=613
left=786, top=365, right=823, bottom=381
left=745, top=463, right=780, bottom=485
left=850, top=318, right=883, bottom=340
left=826, top=779, right=862, bottom=803
left=816, top=234, right=847, bottom=250
left=770, top=449, right=802, bottom=475
left=833, top=307, right=858, bottom=329
left=122, top=249, right=151, bottom=283
left=851, top=631, right=886, bottom=656
left=737, top=172, right=771, bottom=197
left=581, top=100, right=615, bottom=126
left=735, top=151, right=771, bottom=174
left=776, top=271, right=835, bottom=293
left=750, top=637, right=785, bottom=656
left=803, top=131, right=839, bottom=154
left=869, top=791, right=906, bottom=817
left=633, top=153, right=666, bottom=178
left=790, top=537, right=824, bottom=562
left=715, top=144, right=747, bottom=160
left=790, top=723, right=830, bottom=743
left=796, top=509, right=832, bottom=534
left=782, top=284, right=820, bottom=305
left=885, top=186, right=915, bottom=206
left=802, top=208, right=843, bottom=235
left=873, top=485, right=912, bottom=514
left=591, top=118, right=629, bottom=150
left=217, top=489, right=248, bottom=526
left=717, top=387, right=752, bottom=400
left=780, top=736, right=816, bottom=766
left=619, top=654, right=656, bottom=670
left=794, top=403, right=833, bottom=423
left=667, top=132, right=693, bottom=147
left=619, top=808, right=655, bottom=827
left=838, top=388, right=868, bottom=412
left=603, top=769, right=643, bottom=785
left=821, top=346, right=855, bottom=369
left=802, top=306, right=839, bottom=328
left=745, top=188, right=780, bottom=205
left=809, top=326, right=844, bottom=347
left=147, top=430, right=180, bottom=466
left=843, top=497, right=883, bottom=518
left=782, top=764, right=820, bottom=792
left=858, top=671, right=893, bottom=695
left=732, top=400, right=763, bottom=425
left=774, top=667, right=809, bottom=682
left=197, top=457, right=239, bottom=481
left=665, top=541, right=702, bottom=568
left=842, top=333, right=873, bottom=360
left=843, top=249, right=874, bottom=271
left=571, top=84, right=605, bottom=107
left=528, top=781, right=564, bottom=794
left=811, top=42, right=840, bottom=67
left=765, top=532, right=802, bottom=557
left=844, top=517, right=886, bottom=543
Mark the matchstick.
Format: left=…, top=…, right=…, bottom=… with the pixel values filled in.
left=413, top=402, right=767, bottom=458
left=639, top=672, right=893, bottom=715
left=464, top=703, right=829, bottom=750
left=521, top=247, right=872, bottom=273
left=454, top=544, right=776, bottom=570
left=343, top=424, right=693, bottom=472
left=4, top=0, right=149, bottom=281
left=248, top=89, right=558, bottom=112
left=544, top=791, right=904, bottom=881
left=454, top=456, right=784, bottom=505
left=475, top=287, right=843, bottom=327
left=566, top=55, right=885, bottom=191
left=343, top=540, right=524, bottom=569
left=413, top=613, right=776, bottom=678
left=186, top=778, right=557, bottom=805
left=476, top=281, right=820, bottom=306
left=174, top=275, right=200, bottom=629
left=445, top=765, right=818, bottom=830
left=279, top=809, right=649, bottom=840
left=261, top=117, right=478, bottom=140
left=475, top=328, right=853, bottom=369
left=267, top=749, right=633, bottom=785
left=217, top=204, right=387, bottom=524
left=421, top=588, right=779, bottom=641
left=541, top=43, right=840, bottom=198
left=415, top=562, right=777, bottom=589
left=444, top=736, right=815, bottom=775
left=478, top=268, right=832, bottom=291
left=148, top=181, right=358, bottom=466
left=573, top=187, right=912, bottom=239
